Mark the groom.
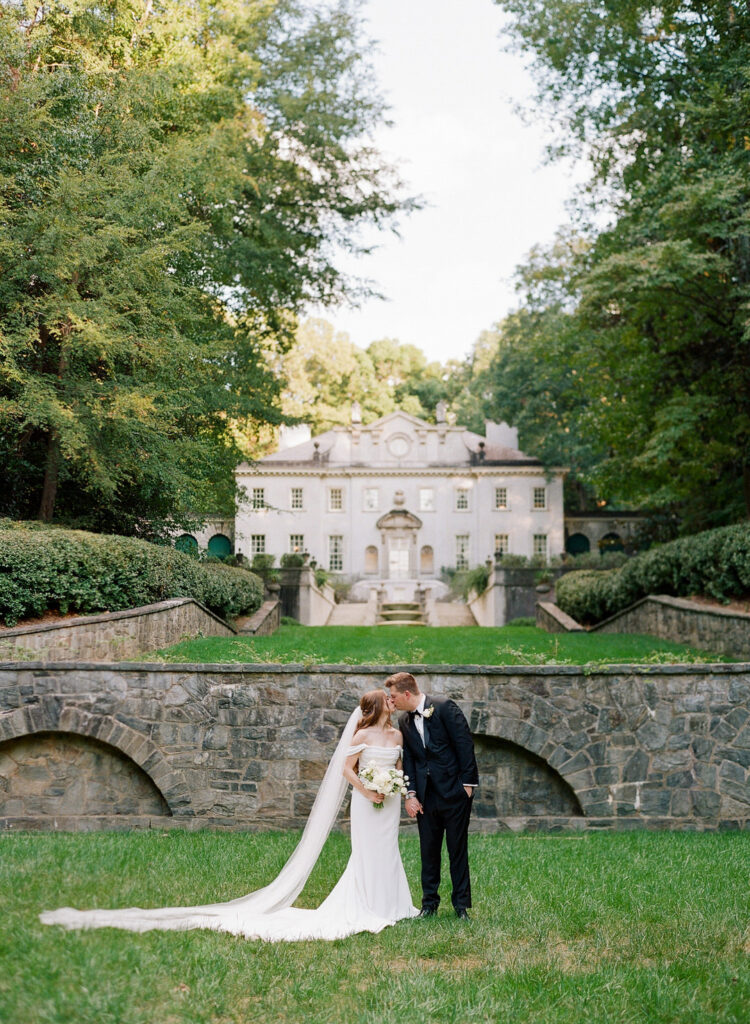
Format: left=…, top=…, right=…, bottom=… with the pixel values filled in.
left=385, top=671, right=479, bottom=919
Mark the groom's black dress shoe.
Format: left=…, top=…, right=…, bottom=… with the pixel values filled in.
left=417, top=907, right=438, bottom=918
left=455, top=908, right=470, bottom=920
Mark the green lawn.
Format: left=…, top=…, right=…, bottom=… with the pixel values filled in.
left=3, top=830, right=749, bottom=1024
left=149, top=624, right=728, bottom=665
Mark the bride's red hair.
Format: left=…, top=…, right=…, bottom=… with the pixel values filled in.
left=357, top=690, right=390, bottom=730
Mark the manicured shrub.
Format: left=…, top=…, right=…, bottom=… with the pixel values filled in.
left=556, top=522, right=750, bottom=625
left=280, top=553, right=305, bottom=567
left=0, top=522, right=263, bottom=626
left=555, top=569, right=623, bottom=624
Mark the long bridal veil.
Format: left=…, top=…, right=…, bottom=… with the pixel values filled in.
left=40, top=706, right=362, bottom=933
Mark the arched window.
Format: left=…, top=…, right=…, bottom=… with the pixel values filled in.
left=565, top=532, right=590, bottom=556
left=175, top=534, right=198, bottom=556
left=365, top=545, right=379, bottom=574
left=420, top=545, right=434, bottom=574
left=207, top=533, right=232, bottom=558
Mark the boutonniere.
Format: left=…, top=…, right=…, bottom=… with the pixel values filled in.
left=422, top=706, right=435, bottom=719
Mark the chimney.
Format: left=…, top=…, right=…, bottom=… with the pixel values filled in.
left=484, top=421, right=519, bottom=449
left=278, top=424, right=312, bottom=452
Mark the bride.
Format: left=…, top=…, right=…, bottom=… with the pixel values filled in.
left=40, top=689, right=419, bottom=941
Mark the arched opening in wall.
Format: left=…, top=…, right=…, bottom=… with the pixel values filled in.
left=472, top=735, right=584, bottom=819
left=565, top=532, right=590, bottom=556
left=208, top=533, right=233, bottom=558
left=599, top=531, right=624, bottom=554
left=0, top=732, right=171, bottom=820
left=175, top=534, right=199, bottom=556
left=364, top=545, right=379, bottom=574
left=420, top=545, right=434, bottom=574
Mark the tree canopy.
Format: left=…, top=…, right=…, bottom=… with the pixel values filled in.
left=483, top=0, right=750, bottom=529
left=0, top=0, right=411, bottom=535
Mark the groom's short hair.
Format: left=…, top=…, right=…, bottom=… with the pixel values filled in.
left=385, top=672, right=419, bottom=694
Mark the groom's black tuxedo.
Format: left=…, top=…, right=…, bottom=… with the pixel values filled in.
left=399, top=695, right=479, bottom=912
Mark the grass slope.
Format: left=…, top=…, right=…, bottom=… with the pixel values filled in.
left=150, top=624, right=728, bottom=666
left=3, top=831, right=749, bottom=1024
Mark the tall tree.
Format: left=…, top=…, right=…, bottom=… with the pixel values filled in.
left=0, top=0, right=410, bottom=535
left=493, top=0, right=750, bottom=527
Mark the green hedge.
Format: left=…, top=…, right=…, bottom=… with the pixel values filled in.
left=0, top=522, right=263, bottom=626
left=556, top=522, right=750, bottom=625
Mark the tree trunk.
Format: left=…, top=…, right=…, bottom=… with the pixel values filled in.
left=38, top=430, right=60, bottom=522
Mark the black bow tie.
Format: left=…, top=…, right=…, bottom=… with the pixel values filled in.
left=410, top=709, right=424, bottom=718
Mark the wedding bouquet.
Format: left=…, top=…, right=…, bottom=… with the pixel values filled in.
left=358, top=766, right=410, bottom=809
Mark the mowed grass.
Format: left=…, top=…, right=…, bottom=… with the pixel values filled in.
left=150, top=624, right=728, bottom=666
left=2, top=830, right=749, bottom=1024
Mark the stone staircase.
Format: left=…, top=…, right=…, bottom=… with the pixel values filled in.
left=430, top=602, right=477, bottom=626
left=326, top=603, right=371, bottom=626
left=377, top=600, right=427, bottom=626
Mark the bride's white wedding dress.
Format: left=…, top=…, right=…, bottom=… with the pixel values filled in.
left=40, top=708, right=418, bottom=941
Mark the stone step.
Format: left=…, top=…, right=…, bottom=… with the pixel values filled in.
left=431, top=603, right=477, bottom=626
left=326, top=603, right=370, bottom=626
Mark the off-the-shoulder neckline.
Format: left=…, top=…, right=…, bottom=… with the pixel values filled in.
left=350, top=743, right=402, bottom=751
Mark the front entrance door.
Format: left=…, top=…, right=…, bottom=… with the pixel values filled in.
left=388, top=536, right=410, bottom=579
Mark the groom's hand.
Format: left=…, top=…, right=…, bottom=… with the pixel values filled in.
left=405, top=796, right=422, bottom=818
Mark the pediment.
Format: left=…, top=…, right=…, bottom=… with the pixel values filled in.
left=376, top=509, right=423, bottom=530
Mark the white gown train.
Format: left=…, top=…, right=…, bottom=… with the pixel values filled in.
left=40, top=739, right=418, bottom=941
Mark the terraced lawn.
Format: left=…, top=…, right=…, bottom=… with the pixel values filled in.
left=150, top=624, right=729, bottom=665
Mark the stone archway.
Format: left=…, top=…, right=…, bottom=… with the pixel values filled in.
left=0, top=731, right=171, bottom=819
left=467, top=707, right=599, bottom=819
left=472, top=734, right=583, bottom=820
left=0, top=704, right=192, bottom=817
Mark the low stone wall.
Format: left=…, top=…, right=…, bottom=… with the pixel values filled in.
left=593, top=595, right=750, bottom=659
left=237, top=600, right=280, bottom=636
left=279, top=566, right=336, bottom=625
left=536, top=601, right=585, bottom=634
left=0, top=599, right=234, bottom=663
left=1, top=661, right=748, bottom=832
left=470, top=564, right=565, bottom=626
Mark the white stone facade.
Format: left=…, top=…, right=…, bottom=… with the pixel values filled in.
left=234, top=412, right=565, bottom=600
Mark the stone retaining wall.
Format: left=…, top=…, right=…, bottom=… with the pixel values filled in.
left=536, top=601, right=586, bottom=634
left=1, top=662, right=748, bottom=833
left=592, top=595, right=750, bottom=659
left=0, top=599, right=234, bottom=663
left=237, top=600, right=280, bottom=637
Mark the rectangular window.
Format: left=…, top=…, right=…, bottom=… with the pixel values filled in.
left=289, top=534, right=304, bottom=553
left=290, top=487, right=304, bottom=510
left=419, top=488, right=435, bottom=511
left=252, top=487, right=265, bottom=510
left=533, top=534, right=548, bottom=558
left=494, top=534, right=509, bottom=556
left=329, top=487, right=344, bottom=512
left=455, top=487, right=469, bottom=511
left=251, top=534, right=266, bottom=555
left=363, top=487, right=379, bottom=511
left=494, top=486, right=508, bottom=510
left=329, top=535, right=343, bottom=571
left=533, top=486, right=547, bottom=510
left=456, top=534, right=470, bottom=570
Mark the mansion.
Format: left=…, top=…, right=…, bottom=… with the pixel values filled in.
left=232, top=409, right=565, bottom=599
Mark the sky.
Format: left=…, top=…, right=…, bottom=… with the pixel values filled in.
left=310, top=0, right=585, bottom=365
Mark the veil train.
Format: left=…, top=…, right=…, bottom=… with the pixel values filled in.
left=40, top=707, right=362, bottom=934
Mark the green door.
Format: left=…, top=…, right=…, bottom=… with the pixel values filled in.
left=208, top=533, right=232, bottom=558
